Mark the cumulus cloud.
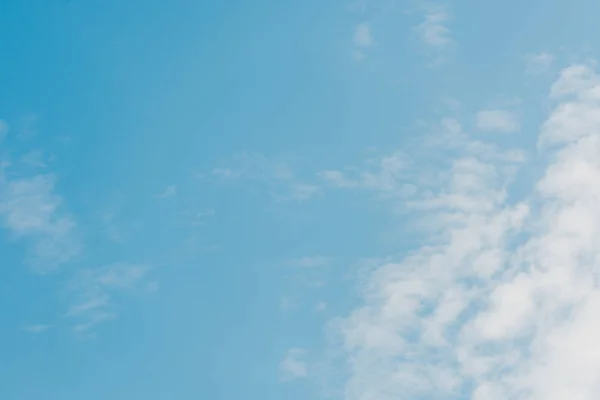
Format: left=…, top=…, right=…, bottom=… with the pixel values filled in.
left=280, top=348, right=308, bottom=381
left=476, top=109, right=521, bottom=133
left=329, top=64, right=600, bottom=400
left=0, top=173, right=80, bottom=272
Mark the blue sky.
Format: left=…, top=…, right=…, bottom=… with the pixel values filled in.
left=3, top=0, right=600, bottom=399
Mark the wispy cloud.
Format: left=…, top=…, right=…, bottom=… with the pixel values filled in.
left=524, top=52, right=555, bottom=75
left=283, top=256, right=332, bottom=291
left=0, top=120, right=8, bottom=144
left=285, top=256, right=330, bottom=268
left=319, top=120, right=526, bottom=216
left=318, top=151, right=416, bottom=198
left=279, top=296, right=295, bottom=313
left=24, top=324, right=50, bottom=334
left=157, top=185, right=177, bottom=198
left=21, top=150, right=47, bottom=168
left=329, top=64, right=600, bottom=400
left=280, top=182, right=318, bottom=202
left=66, top=263, right=155, bottom=334
left=212, top=153, right=318, bottom=202
left=189, top=208, right=215, bottom=227
left=476, top=109, right=521, bottom=133
left=354, top=22, right=373, bottom=47
left=0, top=173, right=80, bottom=272
left=280, top=348, right=308, bottom=381
left=417, top=5, right=452, bottom=48
left=212, top=153, right=293, bottom=181
left=351, top=20, right=374, bottom=61
left=16, top=114, right=39, bottom=141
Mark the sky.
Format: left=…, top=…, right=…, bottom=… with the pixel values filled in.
left=3, top=0, right=600, bottom=399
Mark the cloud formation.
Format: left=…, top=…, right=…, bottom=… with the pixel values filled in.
left=157, top=185, right=177, bottom=198
left=476, top=109, right=521, bottom=133
left=330, top=64, right=600, bottom=400
left=525, top=52, right=555, bottom=75
left=354, top=22, right=373, bottom=48
left=24, top=324, right=50, bottom=334
left=417, top=5, right=452, bottom=48
left=0, top=120, right=8, bottom=144
left=280, top=348, right=308, bottom=381
left=66, top=263, right=154, bottom=334
left=212, top=153, right=318, bottom=202
left=318, top=151, right=416, bottom=198
left=0, top=172, right=80, bottom=272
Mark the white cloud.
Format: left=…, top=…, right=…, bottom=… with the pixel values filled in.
left=353, top=22, right=373, bottom=47
left=66, top=263, right=153, bottom=333
left=476, top=109, right=521, bottom=133
left=525, top=52, right=555, bottom=75
left=319, top=152, right=414, bottom=197
left=320, top=121, right=525, bottom=221
left=280, top=348, right=308, bottom=381
left=329, top=64, right=600, bottom=400
left=417, top=6, right=452, bottom=48
left=0, top=173, right=80, bottom=272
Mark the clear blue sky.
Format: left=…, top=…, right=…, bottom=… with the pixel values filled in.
left=2, top=1, right=600, bottom=399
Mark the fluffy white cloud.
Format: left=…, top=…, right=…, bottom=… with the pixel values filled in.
left=330, top=64, right=600, bottom=400
left=280, top=348, right=308, bottom=381
left=476, top=109, right=521, bottom=133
